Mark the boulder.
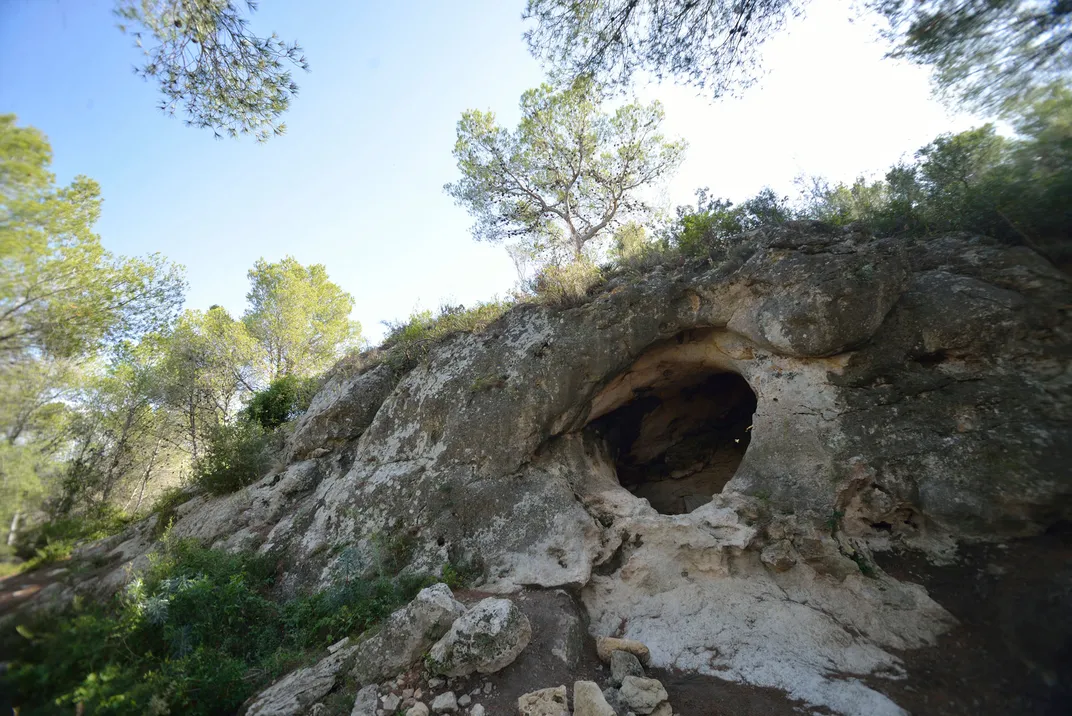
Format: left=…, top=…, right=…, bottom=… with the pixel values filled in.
left=286, top=362, right=396, bottom=461
left=619, top=676, right=669, bottom=715
left=350, top=584, right=465, bottom=684
left=427, top=598, right=532, bottom=676
left=517, top=686, right=568, bottom=716
left=350, top=684, right=379, bottom=716
left=610, top=649, right=644, bottom=685
left=430, top=691, right=458, bottom=713
left=596, top=637, right=651, bottom=666
left=407, top=704, right=429, bottom=716
left=573, top=681, right=616, bottom=716
left=246, top=641, right=357, bottom=716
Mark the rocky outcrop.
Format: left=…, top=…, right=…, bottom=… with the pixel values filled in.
left=427, top=598, right=532, bottom=676
left=44, top=228, right=1071, bottom=715
left=244, top=638, right=357, bottom=716
left=518, top=686, right=569, bottom=716
left=286, top=362, right=397, bottom=461
left=350, top=583, right=465, bottom=684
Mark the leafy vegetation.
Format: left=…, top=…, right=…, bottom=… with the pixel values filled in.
left=0, top=538, right=429, bottom=715
left=524, top=0, right=1070, bottom=115
left=246, top=374, right=319, bottom=430
left=192, top=418, right=272, bottom=495
left=1, top=117, right=363, bottom=562
left=378, top=300, right=515, bottom=370
left=525, top=0, right=803, bottom=98
left=115, top=0, right=310, bottom=141
left=446, top=76, right=686, bottom=263
left=244, top=256, right=362, bottom=381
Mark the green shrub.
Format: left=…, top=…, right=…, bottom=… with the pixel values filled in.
left=379, top=300, right=514, bottom=372
left=14, top=504, right=135, bottom=569
left=0, top=538, right=429, bottom=716
left=246, top=374, right=319, bottom=430
left=192, top=419, right=272, bottom=495
left=795, top=90, right=1072, bottom=264
left=664, top=187, right=794, bottom=259
left=531, top=260, right=604, bottom=307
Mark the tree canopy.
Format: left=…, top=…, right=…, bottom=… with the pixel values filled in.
left=115, top=0, right=309, bottom=141
left=880, top=0, right=1072, bottom=115
left=0, top=115, right=186, bottom=361
left=445, top=78, right=686, bottom=262
left=243, top=256, right=360, bottom=380
left=524, top=0, right=802, bottom=98
left=524, top=0, right=1071, bottom=114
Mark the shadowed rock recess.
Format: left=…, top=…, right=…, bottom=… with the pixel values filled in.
left=41, top=226, right=1072, bottom=714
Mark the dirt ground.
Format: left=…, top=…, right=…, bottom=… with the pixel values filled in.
left=868, top=527, right=1072, bottom=716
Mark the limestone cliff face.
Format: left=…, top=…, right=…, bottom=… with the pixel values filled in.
left=69, top=225, right=1071, bottom=714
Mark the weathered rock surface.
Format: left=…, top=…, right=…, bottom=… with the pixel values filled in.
left=619, top=676, right=668, bottom=715
left=245, top=640, right=357, bottom=716
left=430, top=690, right=457, bottom=713
left=350, top=684, right=379, bottom=716
left=42, top=228, right=1071, bottom=715
left=517, top=686, right=568, bottom=716
left=350, top=583, right=465, bottom=684
left=596, top=637, right=651, bottom=666
left=573, top=681, right=617, bottom=716
left=287, top=362, right=397, bottom=461
left=428, top=597, right=532, bottom=676
left=610, top=650, right=644, bottom=685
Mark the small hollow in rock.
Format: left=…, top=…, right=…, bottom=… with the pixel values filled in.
left=589, top=371, right=757, bottom=514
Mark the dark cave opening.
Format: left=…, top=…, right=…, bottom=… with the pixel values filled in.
left=589, top=372, right=757, bottom=515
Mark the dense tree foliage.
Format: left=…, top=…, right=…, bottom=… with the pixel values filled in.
left=524, top=0, right=1071, bottom=114
left=524, top=0, right=803, bottom=97
left=244, top=256, right=360, bottom=380
left=657, top=90, right=1071, bottom=265
left=1, top=115, right=185, bottom=554
left=796, top=87, right=1072, bottom=262
left=446, top=78, right=685, bottom=262
left=0, top=116, right=185, bottom=360
left=880, top=0, right=1072, bottom=115
left=0, top=117, right=368, bottom=558
left=115, top=0, right=309, bottom=141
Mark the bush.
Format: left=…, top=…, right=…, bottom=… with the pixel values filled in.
left=664, top=187, right=794, bottom=259
left=192, top=419, right=272, bottom=495
left=0, top=538, right=430, bottom=716
left=378, top=300, right=514, bottom=372
left=795, top=90, right=1072, bottom=264
left=246, top=374, right=319, bottom=430
left=13, top=504, right=135, bottom=570
left=530, top=260, right=604, bottom=307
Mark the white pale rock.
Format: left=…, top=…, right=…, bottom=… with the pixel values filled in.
left=619, top=676, right=668, bottom=715
left=457, top=694, right=471, bottom=707
left=428, top=598, right=532, bottom=676
left=469, top=706, right=485, bottom=716
left=649, top=702, right=673, bottom=716
left=351, top=584, right=465, bottom=684
left=431, top=691, right=458, bottom=713
left=246, top=643, right=358, bottom=716
left=407, top=704, right=430, bottom=716
left=351, top=684, right=379, bottom=716
left=517, top=686, right=568, bottom=716
left=382, top=693, right=402, bottom=712
left=573, top=681, right=616, bottom=716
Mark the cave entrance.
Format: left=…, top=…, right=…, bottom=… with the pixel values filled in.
left=589, top=371, right=757, bottom=515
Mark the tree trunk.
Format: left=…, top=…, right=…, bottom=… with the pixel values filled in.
left=133, top=438, right=161, bottom=513
left=6, top=511, right=19, bottom=547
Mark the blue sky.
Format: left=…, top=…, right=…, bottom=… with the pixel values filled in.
left=0, top=0, right=980, bottom=342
